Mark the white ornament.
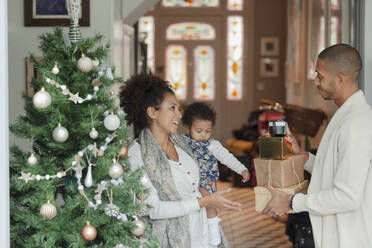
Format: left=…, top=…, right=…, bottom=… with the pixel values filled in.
left=108, top=160, right=124, bottom=179
left=140, top=175, right=149, bottom=186
left=45, top=175, right=50, bottom=180
left=86, top=94, right=92, bottom=100
left=77, top=54, right=93, bottom=73
left=27, top=153, right=38, bottom=165
left=89, top=127, right=99, bottom=139
left=36, top=175, right=41, bottom=181
left=52, top=64, right=59, bottom=74
left=78, top=151, right=84, bottom=157
left=104, top=114, right=120, bottom=131
left=104, top=203, right=120, bottom=217
left=106, top=67, right=114, bottom=80
left=84, top=164, right=93, bottom=188
left=78, top=185, right=84, bottom=191
left=92, top=58, right=99, bottom=67
left=93, top=86, right=99, bottom=92
left=40, top=201, right=57, bottom=220
left=53, top=124, right=69, bottom=143
left=33, top=88, right=52, bottom=109
left=98, top=70, right=105, bottom=77
left=57, top=172, right=62, bottom=178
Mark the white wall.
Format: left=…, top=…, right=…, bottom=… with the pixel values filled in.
left=8, top=0, right=114, bottom=147
left=1, top=0, right=10, bottom=246
left=363, top=0, right=372, bottom=105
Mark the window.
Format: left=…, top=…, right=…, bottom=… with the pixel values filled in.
left=227, top=16, right=243, bottom=100
left=194, top=46, right=215, bottom=100
left=165, top=45, right=187, bottom=100
left=138, top=16, right=155, bottom=73
left=227, top=0, right=243, bottom=11
left=166, top=22, right=216, bottom=40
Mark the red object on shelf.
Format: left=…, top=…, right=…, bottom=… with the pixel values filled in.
left=258, top=112, right=284, bottom=136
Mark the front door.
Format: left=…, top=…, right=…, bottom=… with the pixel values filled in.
left=156, top=16, right=226, bottom=141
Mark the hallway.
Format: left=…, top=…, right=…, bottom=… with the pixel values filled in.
left=218, top=181, right=292, bottom=248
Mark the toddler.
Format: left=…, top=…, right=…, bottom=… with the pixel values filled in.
left=182, top=102, right=250, bottom=246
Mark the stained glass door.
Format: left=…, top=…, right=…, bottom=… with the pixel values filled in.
left=156, top=16, right=224, bottom=140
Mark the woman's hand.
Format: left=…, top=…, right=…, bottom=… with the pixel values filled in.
left=198, top=188, right=242, bottom=211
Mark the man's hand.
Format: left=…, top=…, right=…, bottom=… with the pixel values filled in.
left=262, top=186, right=293, bottom=217
left=241, top=169, right=250, bottom=183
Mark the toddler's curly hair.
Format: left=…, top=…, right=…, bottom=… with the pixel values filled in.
left=182, top=102, right=216, bottom=127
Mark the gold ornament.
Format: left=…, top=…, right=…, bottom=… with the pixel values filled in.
left=97, top=150, right=104, bottom=157
left=80, top=221, right=97, bottom=241
left=130, top=216, right=145, bottom=236
left=92, top=78, right=100, bottom=86
left=119, top=146, right=128, bottom=159
left=40, top=200, right=57, bottom=220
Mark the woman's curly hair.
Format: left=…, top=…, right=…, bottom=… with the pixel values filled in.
left=120, top=73, right=174, bottom=137
left=182, top=102, right=216, bottom=127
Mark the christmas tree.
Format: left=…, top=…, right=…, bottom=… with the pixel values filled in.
left=9, top=2, right=157, bottom=247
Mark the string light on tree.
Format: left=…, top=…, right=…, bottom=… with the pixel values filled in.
left=33, top=87, right=52, bottom=109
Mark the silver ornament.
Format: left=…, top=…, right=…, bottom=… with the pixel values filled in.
left=104, top=114, right=120, bottom=131
left=104, top=203, right=120, bottom=217
left=108, top=160, right=124, bottom=179
left=89, top=127, right=99, bottom=139
left=33, top=88, right=52, bottom=109
left=52, top=64, right=59, bottom=74
left=56, top=193, right=65, bottom=208
left=84, top=164, right=93, bottom=188
left=130, top=217, right=145, bottom=236
left=40, top=201, right=57, bottom=220
left=27, top=153, right=38, bottom=165
left=77, top=55, right=93, bottom=73
left=52, top=124, right=69, bottom=143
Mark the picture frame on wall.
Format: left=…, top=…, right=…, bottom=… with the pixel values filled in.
left=260, top=37, right=279, bottom=56
left=260, top=58, right=279, bottom=78
left=24, top=0, right=90, bottom=27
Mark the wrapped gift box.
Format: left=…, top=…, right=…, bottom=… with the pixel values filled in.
left=254, top=154, right=304, bottom=188
left=259, top=136, right=291, bottom=159
left=254, top=180, right=309, bottom=213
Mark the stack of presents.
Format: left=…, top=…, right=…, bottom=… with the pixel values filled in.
left=253, top=120, right=309, bottom=213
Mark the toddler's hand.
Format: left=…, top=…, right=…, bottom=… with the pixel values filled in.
left=241, top=169, right=250, bottom=183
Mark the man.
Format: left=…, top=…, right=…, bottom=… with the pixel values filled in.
left=263, top=44, right=372, bottom=248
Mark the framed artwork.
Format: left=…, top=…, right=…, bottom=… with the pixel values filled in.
left=260, top=37, right=279, bottom=56
left=260, top=58, right=279, bottom=78
left=25, top=57, right=43, bottom=97
left=24, top=0, right=90, bottom=27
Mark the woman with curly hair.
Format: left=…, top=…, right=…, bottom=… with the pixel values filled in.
left=120, top=73, right=240, bottom=247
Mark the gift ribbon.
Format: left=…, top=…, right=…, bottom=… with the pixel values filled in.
left=267, top=156, right=302, bottom=188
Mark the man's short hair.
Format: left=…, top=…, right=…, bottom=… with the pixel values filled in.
left=318, top=43, right=362, bottom=79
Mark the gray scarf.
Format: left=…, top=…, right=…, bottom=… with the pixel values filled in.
left=139, top=128, right=229, bottom=248
left=139, top=128, right=196, bottom=247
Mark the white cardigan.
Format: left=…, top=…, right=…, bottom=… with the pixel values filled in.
left=128, top=142, right=216, bottom=248
left=208, top=139, right=247, bottom=175
left=292, top=90, right=372, bottom=248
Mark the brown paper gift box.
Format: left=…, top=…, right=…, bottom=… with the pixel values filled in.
left=254, top=154, right=305, bottom=188
left=254, top=180, right=309, bottom=213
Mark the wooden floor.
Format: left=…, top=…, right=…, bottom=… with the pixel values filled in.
left=217, top=181, right=293, bottom=248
